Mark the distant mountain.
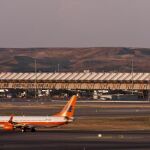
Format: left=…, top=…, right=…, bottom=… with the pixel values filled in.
left=0, top=47, right=149, bottom=72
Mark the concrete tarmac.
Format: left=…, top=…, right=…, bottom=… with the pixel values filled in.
left=1, top=130, right=150, bottom=150
left=1, top=101, right=150, bottom=117
left=0, top=107, right=150, bottom=117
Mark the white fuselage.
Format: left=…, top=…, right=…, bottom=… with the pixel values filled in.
left=0, top=116, right=68, bottom=128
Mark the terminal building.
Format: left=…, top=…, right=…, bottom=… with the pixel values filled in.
left=0, top=72, right=149, bottom=100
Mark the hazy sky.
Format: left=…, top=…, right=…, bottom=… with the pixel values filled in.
left=0, top=0, right=150, bottom=48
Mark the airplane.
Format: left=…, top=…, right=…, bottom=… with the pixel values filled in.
left=0, top=95, right=77, bottom=132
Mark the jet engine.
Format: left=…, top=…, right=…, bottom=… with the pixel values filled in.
left=3, top=123, right=14, bottom=131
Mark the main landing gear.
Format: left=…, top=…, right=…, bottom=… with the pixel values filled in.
left=21, top=127, right=36, bottom=132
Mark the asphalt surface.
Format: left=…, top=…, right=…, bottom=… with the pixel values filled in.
left=1, top=130, right=150, bottom=150
left=1, top=107, right=150, bottom=117
left=0, top=101, right=150, bottom=117
left=1, top=100, right=150, bottom=149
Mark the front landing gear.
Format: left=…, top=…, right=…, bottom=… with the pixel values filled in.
left=31, top=128, right=36, bottom=132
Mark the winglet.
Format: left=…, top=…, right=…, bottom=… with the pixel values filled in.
left=54, top=95, right=77, bottom=118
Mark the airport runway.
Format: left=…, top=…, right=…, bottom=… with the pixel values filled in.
left=0, top=107, right=150, bottom=117
left=0, top=101, right=150, bottom=117
left=1, top=100, right=150, bottom=149
left=0, top=130, right=150, bottom=150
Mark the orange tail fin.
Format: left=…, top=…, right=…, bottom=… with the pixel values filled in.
left=55, top=95, right=77, bottom=118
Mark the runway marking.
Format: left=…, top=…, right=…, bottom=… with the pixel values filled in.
left=77, top=133, right=150, bottom=142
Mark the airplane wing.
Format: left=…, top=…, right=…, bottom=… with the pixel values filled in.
left=8, top=115, right=36, bottom=132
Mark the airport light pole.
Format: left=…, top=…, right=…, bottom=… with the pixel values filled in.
left=34, top=59, right=37, bottom=99
left=148, top=73, right=150, bottom=102
left=131, top=58, right=134, bottom=95
left=57, top=64, right=60, bottom=72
